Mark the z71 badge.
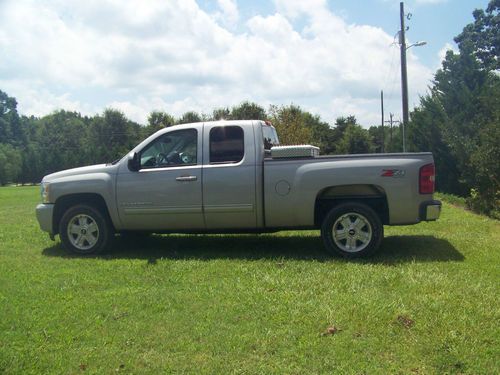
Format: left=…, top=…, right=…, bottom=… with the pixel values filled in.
left=381, top=169, right=406, bottom=178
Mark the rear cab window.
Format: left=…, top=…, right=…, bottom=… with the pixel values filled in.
left=262, top=124, right=279, bottom=155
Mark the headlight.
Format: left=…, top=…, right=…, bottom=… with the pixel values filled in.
left=41, top=182, right=50, bottom=203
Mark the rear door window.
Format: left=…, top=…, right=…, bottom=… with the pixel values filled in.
left=209, top=126, right=244, bottom=163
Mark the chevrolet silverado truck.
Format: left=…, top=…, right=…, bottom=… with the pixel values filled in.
left=36, top=120, right=441, bottom=258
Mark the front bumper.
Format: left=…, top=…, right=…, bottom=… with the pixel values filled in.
left=420, top=200, right=442, bottom=221
left=36, top=203, right=54, bottom=234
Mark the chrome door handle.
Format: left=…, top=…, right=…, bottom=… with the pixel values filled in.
left=176, top=175, right=197, bottom=182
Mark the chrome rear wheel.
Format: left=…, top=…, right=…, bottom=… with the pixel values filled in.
left=321, top=202, right=383, bottom=258
left=332, top=212, right=373, bottom=253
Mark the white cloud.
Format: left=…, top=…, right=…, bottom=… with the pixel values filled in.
left=214, top=0, right=239, bottom=28
left=0, top=0, right=433, bottom=127
left=0, top=80, right=95, bottom=117
left=273, top=0, right=328, bottom=18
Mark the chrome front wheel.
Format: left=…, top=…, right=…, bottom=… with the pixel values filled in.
left=67, top=214, right=100, bottom=251
left=59, top=205, right=111, bottom=255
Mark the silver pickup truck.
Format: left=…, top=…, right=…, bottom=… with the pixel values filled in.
left=36, top=120, right=441, bottom=258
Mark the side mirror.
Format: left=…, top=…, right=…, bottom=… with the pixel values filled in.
left=128, top=152, right=140, bottom=172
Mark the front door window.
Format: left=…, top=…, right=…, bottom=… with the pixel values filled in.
left=140, top=129, right=197, bottom=169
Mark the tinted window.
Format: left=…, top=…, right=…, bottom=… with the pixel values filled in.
left=262, top=125, right=279, bottom=151
left=209, top=126, right=244, bottom=163
left=140, top=129, right=197, bottom=168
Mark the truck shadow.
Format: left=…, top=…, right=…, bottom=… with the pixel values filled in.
left=42, top=234, right=464, bottom=264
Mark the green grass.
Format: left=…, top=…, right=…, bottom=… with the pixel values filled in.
left=437, top=191, right=468, bottom=209
left=0, top=187, right=499, bottom=374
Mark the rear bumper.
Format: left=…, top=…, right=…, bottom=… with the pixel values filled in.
left=420, top=200, right=442, bottom=221
left=36, top=203, right=54, bottom=234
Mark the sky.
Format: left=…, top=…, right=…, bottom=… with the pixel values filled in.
left=0, top=0, right=490, bottom=127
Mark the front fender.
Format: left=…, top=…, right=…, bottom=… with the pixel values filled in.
left=49, top=173, right=120, bottom=229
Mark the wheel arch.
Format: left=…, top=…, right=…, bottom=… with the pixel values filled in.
left=314, top=184, right=389, bottom=227
left=53, top=193, right=115, bottom=235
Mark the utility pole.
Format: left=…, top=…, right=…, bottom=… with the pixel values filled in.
left=399, top=1, right=409, bottom=152
left=380, top=90, right=385, bottom=153
left=385, top=113, right=401, bottom=152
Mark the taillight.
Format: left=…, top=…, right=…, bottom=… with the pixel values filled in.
left=419, top=163, right=435, bottom=194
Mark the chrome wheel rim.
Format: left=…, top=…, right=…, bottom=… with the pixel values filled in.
left=332, top=212, right=372, bottom=253
left=67, top=214, right=99, bottom=251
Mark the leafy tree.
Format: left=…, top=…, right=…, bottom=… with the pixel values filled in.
left=408, top=95, right=460, bottom=193
left=367, top=124, right=402, bottom=154
left=329, top=116, right=359, bottom=152
left=0, top=90, right=21, bottom=145
left=145, top=111, right=175, bottom=136
left=212, top=107, right=230, bottom=120
left=268, top=105, right=312, bottom=145
left=387, top=123, right=403, bottom=153
left=0, top=143, right=22, bottom=185
left=301, top=112, right=335, bottom=154
left=36, top=111, right=90, bottom=174
left=337, top=116, right=358, bottom=129
left=19, top=144, right=42, bottom=184
left=230, top=101, right=266, bottom=120
left=18, top=115, right=43, bottom=183
left=409, top=50, right=498, bottom=197
left=87, top=109, right=140, bottom=164
left=408, top=0, right=500, bottom=215
left=336, top=123, right=373, bottom=154
left=454, top=0, right=499, bottom=71
left=367, top=125, right=389, bottom=154
left=468, top=79, right=500, bottom=217
left=333, top=116, right=356, bottom=137
left=177, top=111, right=202, bottom=124
left=210, top=102, right=266, bottom=121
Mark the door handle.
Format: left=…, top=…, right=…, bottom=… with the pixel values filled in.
left=176, top=175, right=197, bottom=182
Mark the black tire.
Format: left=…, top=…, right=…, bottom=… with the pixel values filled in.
left=59, top=204, right=112, bottom=255
left=321, top=202, right=383, bottom=258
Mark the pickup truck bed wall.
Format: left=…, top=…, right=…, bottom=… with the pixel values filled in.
left=264, top=153, right=434, bottom=227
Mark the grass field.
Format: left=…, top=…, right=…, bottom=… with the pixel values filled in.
left=0, top=186, right=499, bottom=374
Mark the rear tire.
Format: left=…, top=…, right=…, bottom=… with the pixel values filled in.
left=59, top=204, right=112, bottom=255
left=321, top=202, right=383, bottom=258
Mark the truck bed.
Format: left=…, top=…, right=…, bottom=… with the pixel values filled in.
left=263, top=152, right=435, bottom=227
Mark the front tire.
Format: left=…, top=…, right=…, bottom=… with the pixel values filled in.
left=59, top=204, right=111, bottom=255
left=321, top=202, right=383, bottom=258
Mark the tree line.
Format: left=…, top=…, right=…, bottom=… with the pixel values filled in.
left=0, top=94, right=387, bottom=184
left=407, top=0, right=499, bottom=218
left=0, top=1, right=498, bottom=217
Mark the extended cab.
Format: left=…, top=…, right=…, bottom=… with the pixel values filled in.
left=36, top=120, right=441, bottom=258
